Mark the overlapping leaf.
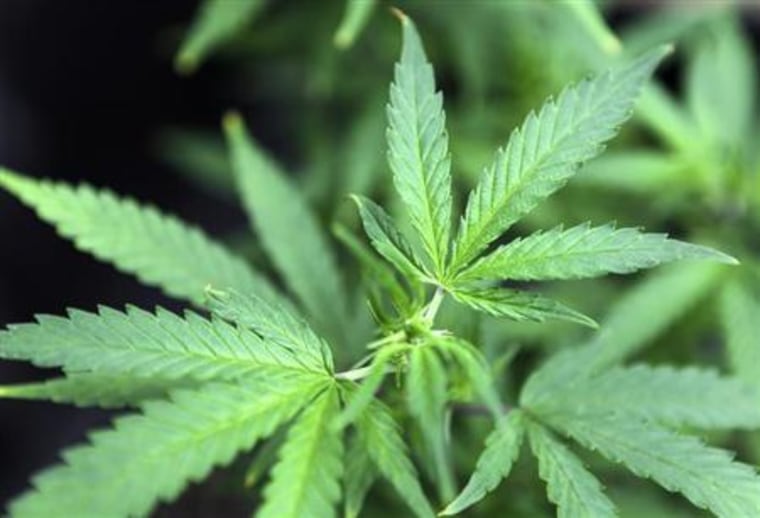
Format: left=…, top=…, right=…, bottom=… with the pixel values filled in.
left=224, top=116, right=349, bottom=349
left=0, top=304, right=322, bottom=380
left=0, top=374, right=193, bottom=409
left=258, top=386, right=343, bottom=518
left=545, top=413, right=760, bottom=517
left=527, top=420, right=615, bottom=518
left=450, top=286, right=596, bottom=328
left=451, top=46, right=670, bottom=272
left=351, top=195, right=428, bottom=281
left=0, top=169, right=279, bottom=306
left=407, top=346, right=454, bottom=500
left=356, top=400, right=434, bottom=518
left=442, top=411, right=525, bottom=515
left=530, top=365, right=760, bottom=430
left=10, top=377, right=325, bottom=518
left=207, top=288, right=333, bottom=373
left=720, top=280, right=760, bottom=386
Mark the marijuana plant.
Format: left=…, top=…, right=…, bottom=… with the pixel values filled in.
left=2, top=12, right=759, bottom=517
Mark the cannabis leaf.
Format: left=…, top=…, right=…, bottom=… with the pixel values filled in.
left=526, top=419, right=616, bottom=518
left=720, top=280, right=760, bottom=386
left=175, top=0, right=266, bottom=73
left=450, top=46, right=671, bottom=273
left=334, top=0, right=376, bottom=49
left=356, top=400, right=435, bottom=518
left=544, top=413, right=760, bottom=517
left=224, top=115, right=351, bottom=349
left=387, top=12, right=453, bottom=276
left=449, top=286, right=597, bottom=328
left=456, top=223, right=735, bottom=283
left=531, top=364, right=760, bottom=430
left=0, top=374, right=192, bottom=409
left=258, top=386, right=344, bottom=518
left=0, top=305, right=322, bottom=381
left=407, top=346, right=455, bottom=501
left=351, top=195, right=429, bottom=281
left=207, top=287, right=334, bottom=373
left=0, top=169, right=281, bottom=306
left=441, top=411, right=525, bottom=516
left=10, top=377, right=328, bottom=517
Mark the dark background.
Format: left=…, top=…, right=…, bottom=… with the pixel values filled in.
left=0, top=0, right=257, bottom=512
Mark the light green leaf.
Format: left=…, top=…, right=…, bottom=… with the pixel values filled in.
left=578, top=150, right=684, bottom=193
left=526, top=420, right=615, bottom=518
left=224, top=115, right=349, bottom=349
left=357, top=400, right=435, bottom=518
left=561, top=0, right=620, bottom=56
left=531, top=364, right=760, bottom=430
left=0, top=168, right=281, bottom=306
left=0, top=305, right=322, bottom=380
left=258, top=386, right=343, bottom=518
left=351, top=195, right=429, bottom=281
left=441, top=411, right=525, bottom=516
left=450, top=286, right=597, bottom=328
left=620, top=4, right=719, bottom=56
left=206, top=288, right=333, bottom=373
left=339, top=98, right=386, bottom=196
left=546, top=413, right=760, bottom=517
left=175, top=0, right=266, bottom=74
left=9, top=377, right=323, bottom=518
left=687, top=14, right=756, bottom=147
left=720, top=280, right=760, bottom=386
left=522, top=262, right=722, bottom=406
left=344, top=433, right=377, bottom=518
left=451, top=46, right=670, bottom=273
left=387, top=12, right=452, bottom=274
left=334, top=0, right=376, bottom=49
left=407, top=346, right=454, bottom=501
left=457, top=223, right=736, bottom=282
left=636, top=83, right=699, bottom=152
left=0, top=374, right=193, bottom=409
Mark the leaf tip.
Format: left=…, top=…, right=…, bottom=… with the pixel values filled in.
left=222, top=111, right=244, bottom=135
left=174, top=52, right=198, bottom=76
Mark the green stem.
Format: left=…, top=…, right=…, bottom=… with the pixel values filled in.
left=423, top=286, right=445, bottom=324
left=334, top=366, right=374, bottom=382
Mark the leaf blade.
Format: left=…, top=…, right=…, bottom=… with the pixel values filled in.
left=224, top=115, right=350, bottom=349
left=175, top=0, right=266, bottom=73
left=258, top=385, right=344, bottom=518
left=458, top=223, right=736, bottom=282
left=0, top=169, right=281, bottom=306
left=0, top=305, right=321, bottom=381
left=452, top=46, right=670, bottom=272
left=387, top=13, right=452, bottom=274
left=450, top=286, right=597, bottom=328
left=441, top=411, right=525, bottom=515
left=9, top=377, right=322, bottom=518
left=357, top=400, right=435, bottom=518
left=544, top=413, right=760, bottom=517
left=526, top=420, right=615, bottom=518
